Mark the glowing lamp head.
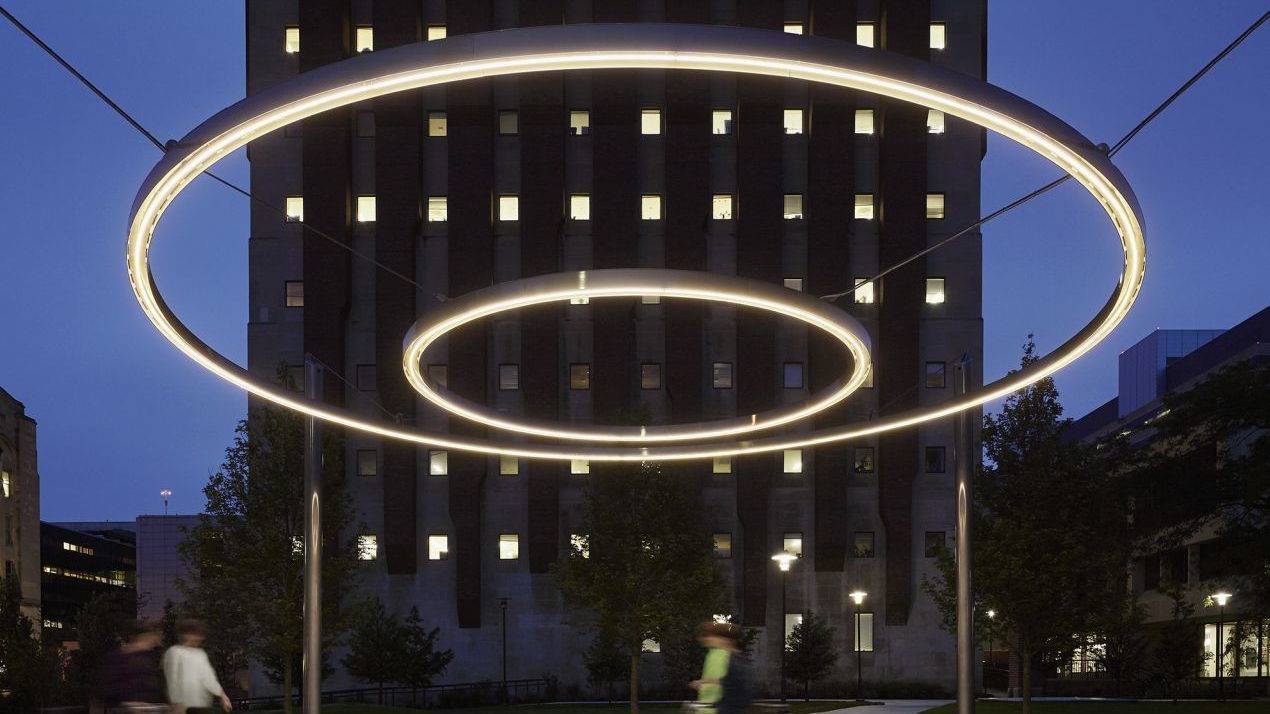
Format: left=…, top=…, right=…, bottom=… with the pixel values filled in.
left=849, top=590, right=868, bottom=606
left=160, top=489, right=172, bottom=499
left=986, top=609, right=996, bottom=619
left=772, top=552, right=798, bottom=572
left=1212, top=592, right=1232, bottom=607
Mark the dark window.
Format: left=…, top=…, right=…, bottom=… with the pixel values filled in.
left=427, top=364, right=447, bottom=388
left=356, top=364, right=376, bottom=391
left=499, top=364, right=520, bottom=391
left=925, top=446, right=946, bottom=473
left=1165, top=548, right=1188, bottom=586
left=924, top=531, right=946, bottom=558
left=1143, top=554, right=1160, bottom=592
left=356, top=450, right=377, bottom=477
left=853, top=532, right=875, bottom=558
left=783, top=362, right=804, bottom=389
left=287, top=365, right=305, bottom=392
left=925, top=361, right=946, bottom=388
left=498, top=110, right=519, bottom=135
left=570, top=363, right=591, bottom=390
left=3, top=561, right=13, bottom=578
left=854, top=447, right=875, bottom=473
left=641, top=363, right=662, bottom=390
left=356, top=111, right=375, bottom=138
left=712, top=362, right=734, bottom=389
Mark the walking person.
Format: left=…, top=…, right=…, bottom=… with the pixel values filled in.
left=163, top=618, right=233, bottom=713
left=98, top=619, right=166, bottom=712
left=690, top=622, right=741, bottom=713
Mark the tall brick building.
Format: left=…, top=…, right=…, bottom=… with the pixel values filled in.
left=247, top=0, right=984, bottom=690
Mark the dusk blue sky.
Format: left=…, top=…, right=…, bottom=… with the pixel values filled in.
left=2, top=3, right=1266, bottom=521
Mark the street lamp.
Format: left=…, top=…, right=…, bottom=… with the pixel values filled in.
left=985, top=609, right=996, bottom=688
left=160, top=488, right=172, bottom=515
left=772, top=552, right=798, bottom=701
left=849, top=590, right=868, bottom=700
left=1211, top=592, right=1231, bottom=701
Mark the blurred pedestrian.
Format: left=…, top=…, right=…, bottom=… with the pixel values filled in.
left=98, top=619, right=166, bottom=712
left=163, top=618, right=232, bottom=713
left=690, top=622, right=741, bottom=712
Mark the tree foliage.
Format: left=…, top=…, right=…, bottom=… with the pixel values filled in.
left=342, top=600, right=453, bottom=696
left=400, top=606, right=455, bottom=688
left=1146, top=586, right=1208, bottom=702
left=555, top=461, right=728, bottom=714
left=180, top=403, right=359, bottom=713
left=583, top=631, right=627, bottom=701
left=0, top=575, right=60, bottom=712
left=66, top=589, right=135, bottom=701
left=784, top=611, right=837, bottom=700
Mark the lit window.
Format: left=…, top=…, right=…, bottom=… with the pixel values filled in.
left=712, top=109, right=733, bottom=135
left=569, top=363, right=591, bottom=390
left=783, top=22, right=804, bottom=35
left=63, top=542, right=95, bottom=556
left=783, top=109, right=804, bottom=135
left=927, top=109, right=945, bottom=134
left=356, top=196, right=376, bottom=222
left=712, top=362, right=733, bottom=389
left=642, top=639, right=661, bottom=653
left=863, top=365, right=874, bottom=388
left=427, top=364, right=447, bottom=388
left=356, top=111, right=375, bottom=138
left=854, top=194, right=874, bottom=220
left=712, top=457, right=732, bottom=475
left=571, top=534, right=590, bottom=558
left=785, top=614, right=803, bottom=646
left=355, top=26, right=374, bottom=52
left=570, top=459, right=590, bottom=475
left=930, top=23, right=947, bottom=50
left=854, top=532, right=875, bottom=558
left=783, top=363, right=804, bottom=389
left=641, top=296, right=661, bottom=305
left=500, top=455, right=519, bottom=476
left=570, top=110, right=591, bottom=136
left=641, top=363, right=662, bottom=390
left=926, top=193, right=946, bottom=219
left=427, top=196, right=448, bottom=222
left=925, top=361, right=947, bottom=388
left=783, top=278, right=803, bottom=292
left=285, top=281, right=304, bottom=308
left=854, top=279, right=875, bottom=304
left=926, top=278, right=946, bottom=305
left=855, top=109, right=875, bottom=135
left=499, top=364, right=520, bottom=390
left=43, top=620, right=63, bottom=629
left=357, top=535, right=378, bottom=561
left=713, top=533, right=733, bottom=558
left=429, top=450, right=448, bottom=476
left=570, top=297, right=590, bottom=305
left=924, top=531, right=946, bottom=558
left=640, top=109, right=662, bottom=135
left=783, top=532, right=803, bottom=556
left=783, top=449, right=803, bottom=474
left=427, top=111, right=447, bottom=137
left=498, top=110, right=519, bottom=136
left=854, top=612, right=874, bottom=652
left=926, top=446, right=946, bottom=474
left=285, top=196, right=304, bottom=222
left=499, top=195, right=520, bottom=222
left=783, top=194, right=804, bottom=220
left=0, top=472, right=9, bottom=498
left=569, top=194, right=591, bottom=220
left=856, top=23, right=875, bottom=48
left=641, top=194, right=662, bottom=220
left=427, top=25, right=446, bottom=41
left=428, top=535, right=449, bottom=560
left=499, top=534, right=520, bottom=560
left=356, top=364, right=376, bottom=391
left=712, top=194, right=734, bottom=220
left=854, top=447, right=875, bottom=473
left=356, top=449, right=377, bottom=477
left=284, top=27, right=300, bottom=54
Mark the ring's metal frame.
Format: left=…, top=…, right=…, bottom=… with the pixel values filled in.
left=127, top=23, right=1145, bottom=462
left=402, top=268, right=872, bottom=442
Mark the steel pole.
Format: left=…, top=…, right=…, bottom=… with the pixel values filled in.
left=855, top=605, right=862, bottom=699
left=780, top=570, right=787, bottom=702
left=303, top=356, right=324, bottom=714
left=1217, top=606, right=1224, bottom=701
left=501, top=599, right=508, bottom=696
left=955, top=356, right=975, bottom=714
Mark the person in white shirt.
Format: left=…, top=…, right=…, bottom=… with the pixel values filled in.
left=162, top=619, right=233, bottom=713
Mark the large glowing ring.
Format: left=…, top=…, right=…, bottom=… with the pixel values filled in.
left=127, top=23, right=1145, bottom=461
left=402, top=268, right=873, bottom=442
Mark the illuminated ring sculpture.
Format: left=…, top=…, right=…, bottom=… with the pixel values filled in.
left=127, top=23, right=1145, bottom=461
left=402, top=268, right=873, bottom=442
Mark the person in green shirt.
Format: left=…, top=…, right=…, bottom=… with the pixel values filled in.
left=690, top=622, right=740, bottom=710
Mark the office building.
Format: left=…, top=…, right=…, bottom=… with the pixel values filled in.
left=39, top=522, right=136, bottom=644
left=0, top=386, right=41, bottom=625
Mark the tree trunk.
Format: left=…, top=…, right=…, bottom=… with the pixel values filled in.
left=1020, top=646, right=1031, bottom=714
left=629, top=654, right=640, bottom=714
left=283, top=657, right=294, bottom=714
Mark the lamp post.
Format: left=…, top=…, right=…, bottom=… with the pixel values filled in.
left=985, top=610, right=996, bottom=690
left=1211, top=592, right=1231, bottom=701
left=499, top=597, right=510, bottom=699
left=849, top=591, right=868, bottom=700
left=772, top=552, right=798, bottom=701
left=160, top=488, right=172, bottom=515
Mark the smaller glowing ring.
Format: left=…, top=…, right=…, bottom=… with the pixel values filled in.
left=403, top=268, right=872, bottom=442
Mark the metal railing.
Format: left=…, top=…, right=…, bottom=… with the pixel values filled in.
left=233, top=677, right=551, bottom=710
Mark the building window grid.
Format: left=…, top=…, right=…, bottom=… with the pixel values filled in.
left=640, top=109, right=662, bottom=135
left=854, top=531, right=875, bottom=558
left=499, top=364, right=520, bottom=391
left=426, top=25, right=446, bottom=41
left=855, top=109, right=875, bottom=135
left=498, top=110, right=519, bottom=136
left=854, top=447, right=875, bottom=473
left=285, top=281, right=304, bottom=308
left=712, top=109, right=733, bottom=135
left=427, top=112, right=447, bottom=137
left=713, top=533, right=733, bottom=559
left=925, top=361, right=947, bottom=389
left=783, top=362, right=804, bottom=389
left=569, top=363, right=591, bottom=390
left=354, top=26, right=374, bottom=53
left=854, top=194, right=875, bottom=220
left=284, top=27, right=300, bottom=54
left=428, top=535, right=450, bottom=560
left=712, top=362, right=734, bottom=389
left=356, top=449, right=377, bottom=477
left=499, top=534, right=520, bottom=560
left=641, top=363, right=662, bottom=390
left=926, top=446, right=947, bottom=474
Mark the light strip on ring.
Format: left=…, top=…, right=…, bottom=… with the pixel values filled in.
left=126, top=24, right=1145, bottom=462
left=400, top=269, right=872, bottom=442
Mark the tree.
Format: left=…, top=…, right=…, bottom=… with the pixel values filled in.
left=659, top=617, right=758, bottom=695
left=342, top=599, right=408, bottom=700
left=180, top=401, right=360, bottom=714
left=400, top=606, right=454, bottom=688
left=556, top=461, right=729, bottom=714
left=922, top=337, right=1133, bottom=714
left=0, top=575, right=60, bottom=712
left=65, top=589, right=135, bottom=702
left=1090, top=594, right=1149, bottom=696
left=584, top=631, right=628, bottom=701
left=1147, top=586, right=1207, bottom=701
left=784, top=611, right=837, bottom=700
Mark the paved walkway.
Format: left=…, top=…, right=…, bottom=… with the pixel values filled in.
left=825, top=700, right=953, bottom=714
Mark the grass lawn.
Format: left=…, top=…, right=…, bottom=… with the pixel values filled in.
left=250, top=701, right=876, bottom=714
left=926, top=701, right=1269, bottom=714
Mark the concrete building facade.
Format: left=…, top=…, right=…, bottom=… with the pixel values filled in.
left=136, top=514, right=202, bottom=621
left=246, top=0, right=985, bottom=691
left=39, top=522, right=136, bottom=645
left=0, top=386, right=41, bottom=626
